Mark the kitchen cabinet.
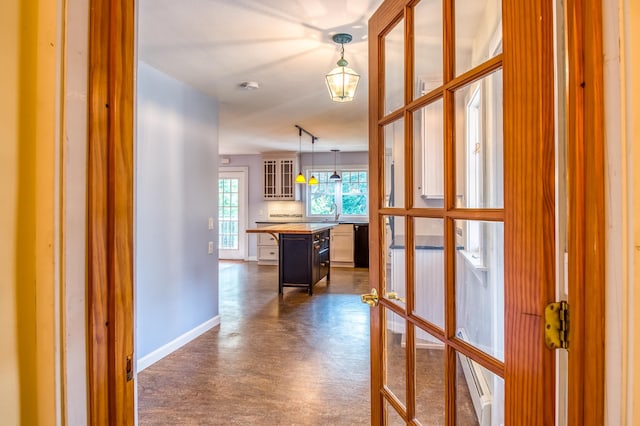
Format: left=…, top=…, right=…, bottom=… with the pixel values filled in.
left=257, top=224, right=278, bottom=265
left=354, top=224, right=369, bottom=268
left=262, top=154, right=299, bottom=200
left=279, top=229, right=330, bottom=295
left=330, top=224, right=354, bottom=267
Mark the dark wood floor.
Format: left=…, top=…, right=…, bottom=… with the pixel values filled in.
left=137, top=261, right=477, bottom=425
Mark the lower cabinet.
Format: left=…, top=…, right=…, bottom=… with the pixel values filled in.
left=354, top=224, right=369, bottom=268
left=257, top=225, right=278, bottom=265
left=279, top=230, right=330, bottom=295
left=330, top=224, right=354, bottom=267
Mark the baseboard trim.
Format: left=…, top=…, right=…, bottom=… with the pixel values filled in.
left=136, top=315, right=220, bottom=372
left=247, top=256, right=257, bottom=261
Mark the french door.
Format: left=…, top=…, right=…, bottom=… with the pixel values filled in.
left=218, top=169, right=248, bottom=260
left=367, top=0, right=556, bottom=424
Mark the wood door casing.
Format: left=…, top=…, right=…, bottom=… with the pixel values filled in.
left=566, top=0, right=606, bottom=423
left=87, top=0, right=135, bottom=424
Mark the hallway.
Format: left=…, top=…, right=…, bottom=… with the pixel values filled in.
left=137, top=262, right=372, bottom=425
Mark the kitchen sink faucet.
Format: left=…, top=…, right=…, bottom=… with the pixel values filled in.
left=331, top=202, right=340, bottom=221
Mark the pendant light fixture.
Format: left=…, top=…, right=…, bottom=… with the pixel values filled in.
left=308, top=137, right=318, bottom=185
left=295, top=127, right=306, bottom=184
left=325, top=33, right=360, bottom=102
left=329, top=149, right=341, bottom=181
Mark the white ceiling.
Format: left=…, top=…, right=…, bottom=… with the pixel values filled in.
left=138, top=0, right=385, bottom=155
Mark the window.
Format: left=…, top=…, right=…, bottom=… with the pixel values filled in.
left=340, top=171, right=368, bottom=215
left=306, top=168, right=368, bottom=218
left=308, top=171, right=336, bottom=215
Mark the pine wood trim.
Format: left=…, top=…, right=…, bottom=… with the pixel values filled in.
left=109, top=0, right=135, bottom=423
left=87, top=0, right=135, bottom=424
left=502, top=0, right=556, bottom=424
left=87, top=0, right=111, bottom=421
left=566, top=0, right=605, bottom=423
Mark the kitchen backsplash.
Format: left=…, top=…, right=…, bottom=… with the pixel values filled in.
left=267, top=201, right=303, bottom=219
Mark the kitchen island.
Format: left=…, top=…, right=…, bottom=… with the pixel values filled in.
left=247, top=223, right=337, bottom=295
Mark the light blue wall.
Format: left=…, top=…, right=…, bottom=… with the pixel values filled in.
left=136, top=61, right=219, bottom=359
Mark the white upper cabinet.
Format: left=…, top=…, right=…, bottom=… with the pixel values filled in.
left=262, top=153, right=299, bottom=200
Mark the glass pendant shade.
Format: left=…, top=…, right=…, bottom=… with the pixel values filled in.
left=308, top=175, right=319, bottom=185
left=295, top=172, right=306, bottom=184
left=326, top=64, right=360, bottom=102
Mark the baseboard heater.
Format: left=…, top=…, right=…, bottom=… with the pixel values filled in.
left=456, top=328, right=492, bottom=426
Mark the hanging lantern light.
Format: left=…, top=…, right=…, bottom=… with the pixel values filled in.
left=325, top=33, right=360, bottom=102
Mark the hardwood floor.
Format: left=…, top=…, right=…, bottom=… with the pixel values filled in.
left=137, top=261, right=477, bottom=425
left=137, top=262, right=371, bottom=425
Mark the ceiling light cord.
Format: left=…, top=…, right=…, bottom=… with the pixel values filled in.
left=295, top=127, right=306, bottom=184
left=330, top=149, right=341, bottom=181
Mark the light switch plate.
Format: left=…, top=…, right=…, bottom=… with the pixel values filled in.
left=208, top=217, right=214, bottom=230
left=208, top=241, right=214, bottom=254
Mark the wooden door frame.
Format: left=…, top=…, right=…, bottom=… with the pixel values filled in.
left=566, top=0, right=605, bottom=423
left=87, top=0, right=135, bottom=424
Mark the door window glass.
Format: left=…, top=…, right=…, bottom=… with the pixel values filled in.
left=455, top=70, right=504, bottom=209
left=385, top=119, right=405, bottom=208
left=455, top=0, right=502, bottom=76
left=414, top=0, right=443, bottom=98
left=455, top=220, right=504, bottom=361
left=218, top=178, right=239, bottom=249
left=385, top=19, right=406, bottom=114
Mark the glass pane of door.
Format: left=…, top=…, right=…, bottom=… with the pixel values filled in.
left=385, top=19, right=405, bottom=114
left=414, top=323, right=446, bottom=424
left=454, top=70, right=504, bottom=209
left=384, top=119, right=405, bottom=209
left=218, top=178, right=239, bottom=250
left=456, top=350, right=504, bottom=425
left=385, top=308, right=407, bottom=407
left=385, top=400, right=406, bottom=425
left=413, top=218, right=445, bottom=331
left=455, top=0, right=502, bottom=76
left=384, top=215, right=407, bottom=311
left=455, top=219, right=504, bottom=361
left=414, top=0, right=443, bottom=98
left=413, top=99, right=444, bottom=205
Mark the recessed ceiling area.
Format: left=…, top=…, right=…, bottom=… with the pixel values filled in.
left=138, top=0, right=384, bottom=155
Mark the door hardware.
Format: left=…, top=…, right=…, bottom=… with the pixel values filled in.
left=386, top=292, right=406, bottom=303
left=544, top=301, right=570, bottom=350
left=361, top=288, right=379, bottom=307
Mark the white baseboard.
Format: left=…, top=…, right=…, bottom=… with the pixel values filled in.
left=136, top=316, right=220, bottom=373
left=247, top=256, right=257, bottom=261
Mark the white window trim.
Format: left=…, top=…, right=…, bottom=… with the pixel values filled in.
left=303, top=164, right=369, bottom=220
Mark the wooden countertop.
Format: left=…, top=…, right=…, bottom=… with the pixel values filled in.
left=247, top=222, right=338, bottom=235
